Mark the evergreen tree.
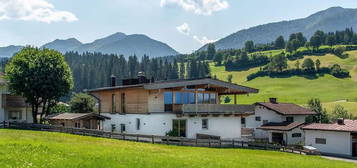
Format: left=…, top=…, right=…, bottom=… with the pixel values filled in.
left=274, top=36, right=285, bottom=49
left=207, top=43, right=216, bottom=60
left=244, top=40, right=254, bottom=53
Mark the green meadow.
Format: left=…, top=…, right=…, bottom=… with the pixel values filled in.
left=0, top=129, right=356, bottom=168
left=211, top=50, right=357, bottom=115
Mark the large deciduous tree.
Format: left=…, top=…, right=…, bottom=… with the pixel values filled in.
left=5, top=47, right=73, bottom=123
left=69, top=93, right=96, bottom=113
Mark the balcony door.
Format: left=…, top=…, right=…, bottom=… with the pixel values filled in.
left=172, top=119, right=186, bottom=137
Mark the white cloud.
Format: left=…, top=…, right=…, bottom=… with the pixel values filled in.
left=0, top=0, right=78, bottom=23
left=176, top=23, right=190, bottom=35
left=160, top=0, right=229, bottom=15
left=193, top=35, right=216, bottom=45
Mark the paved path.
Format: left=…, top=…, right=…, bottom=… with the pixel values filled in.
left=322, top=156, right=357, bottom=163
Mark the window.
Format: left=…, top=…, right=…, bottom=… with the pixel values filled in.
left=197, top=93, right=204, bottom=104
left=315, top=138, right=326, bottom=144
left=75, top=122, right=81, bottom=128
left=255, top=116, right=261, bottom=121
left=111, top=124, right=116, bottom=132
left=183, top=92, right=190, bottom=104
left=203, top=93, right=210, bottom=104
left=286, top=117, right=294, bottom=122
left=241, top=118, right=246, bottom=125
left=175, top=92, right=182, bottom=104
left=202, top=119, right=208, bottom=129
left=9, top=111, right=21, bottom=120
left=263, top=120, right=268, bottom=125
left=292, top=133, right=301, bottom=138
left=120, top=124, right=126, bottom=133
left=136, top=118, right=140, bottom=130
left=164, top=92, right=173, bottom=104
left=189, top=92, right=196, bottom=104
left=112, top=94, right=116, bottom=113
left=210, top=93, right=216, bottom=104
left=164, top=92, right=173, bottom=112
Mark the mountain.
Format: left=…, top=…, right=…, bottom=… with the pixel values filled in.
left=42, top=38, right=82, bottom=53
left=200, top=7, right=357, bottom=51
left=0, top=45, right=23, bottom=57
left=0, top=32, right=179, bottom=58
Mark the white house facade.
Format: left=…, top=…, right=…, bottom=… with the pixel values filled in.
left=0, top=78, right=33, bottom=123
left=245, top=98, right=315, bottom=145
left=302, top=119, right=357, bottom=158
left=89, top=76, right=258, bottom=140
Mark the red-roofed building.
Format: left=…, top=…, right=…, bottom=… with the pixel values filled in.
left=245, top=98, right=316, bottom=145
left=302, top=119, right=357, bottom=158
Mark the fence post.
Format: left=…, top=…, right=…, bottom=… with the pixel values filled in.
left=219, top=139, right=222, bottom=148
left=123, top=133, right=126, bottom=140
left=241, top=141, right=244, bottom=148
left=136, top=135, right=139, bottom=142
left=166, top=136, right=169, bottom=145
left=152, top=135, right=154, bottom=144
left=195, top=138, right=198, bottom=146
left=208, top=137, right=211, bottom=147
left=232, top=140, right=235, bottom=148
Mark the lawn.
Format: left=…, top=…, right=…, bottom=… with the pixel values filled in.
left=0, top=129, right=356, bottom=168
left=211, top=50, right=357, bottom=114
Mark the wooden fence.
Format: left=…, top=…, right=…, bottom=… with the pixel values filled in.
left=0, top=121, right=314, bottom=155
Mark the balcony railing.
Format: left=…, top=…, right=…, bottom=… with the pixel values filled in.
left=172, top=104, right=254, bottom=114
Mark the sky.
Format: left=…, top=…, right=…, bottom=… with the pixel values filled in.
left=1, top=0, right=357, bottom=54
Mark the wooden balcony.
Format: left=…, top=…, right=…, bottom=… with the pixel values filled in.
left=172, top=104, right=255, bottom=116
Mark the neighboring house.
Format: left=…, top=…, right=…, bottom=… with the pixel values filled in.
left=245, top=98, right=316, bottom=145
left=89, top=75, right=258, bottom=139
left=45, top=113, right=110, bottom=130
left=0, top=77, right=33, bottom=123
left=302, top=119, right=357, bottom=158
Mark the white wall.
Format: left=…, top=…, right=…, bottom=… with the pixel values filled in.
left=246, top=105, right=308, bottom=139
left=305, top=130, right=352, bottom=156
left=102, top=113, right=242, bottom=139
left=286, top=127, right=305, bottom=145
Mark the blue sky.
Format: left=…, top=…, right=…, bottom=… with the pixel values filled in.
left=1, top=0, right=357, bottom=53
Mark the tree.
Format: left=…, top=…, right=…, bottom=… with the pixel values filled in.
left=244, top=40, right=254, bottom=53
left=5, top=47, right=73, bottom=123
left=274, top=36, right=285, bottom=49
left=301, top=58, right=315, bottom=71
left=325, top=34, right=336, bottom=46
left=315, top=59, right=321, bottom=71
left=179, top=60, right=185, bottom=79
left=69, top=93, right=96, bottom=113
left=207, top=43, right=216, bottom=60
left=213, top=52, right=223, bottom=66
left=224, top=96, right=231, bottom=103
left=286, top=39, right=300, bottom=53
left=49, top=103, right=70, bottom=114
left=310, top=30, right=325, bottom=50
left=330, top=105, right=353, bottom=121
left=267, top=53, right=287, bottom=72
left=306, top=98, right=329, bottom=123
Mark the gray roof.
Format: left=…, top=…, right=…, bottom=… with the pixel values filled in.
left=45, top=113, right=110, bottom=120
left=89, top=78, right=258, bottom=94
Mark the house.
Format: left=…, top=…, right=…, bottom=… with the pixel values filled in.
left=89, top=75, right=258, bottom=139
left=245, top=98, right=316, bottom=145
left=0, top=77, right=33, bottom=123
left=302, top=119, right=357, bottom=158
left=45, top=113, right=110, bottom=130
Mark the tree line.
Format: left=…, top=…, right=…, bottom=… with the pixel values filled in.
left=65, top=52, right=210, bottom=93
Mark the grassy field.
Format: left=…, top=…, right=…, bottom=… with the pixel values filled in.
left=211, top=50, right=357, bottom=114
left=0, top=129, right=356, bottom=168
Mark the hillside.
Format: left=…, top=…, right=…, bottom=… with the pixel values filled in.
left=0, top=129, right=355, bottom=168
left=0, top=45, right=23, bottom=57
left=0, top=32, right=179, bottom=58
left=200, top=7, right=357, bottom=51
left=211, top=50, right=357, bottom=114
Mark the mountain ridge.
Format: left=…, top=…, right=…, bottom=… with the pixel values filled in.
left=199, top=6, right=357, bottom=51
left=0, top=32, right=179, bottom=58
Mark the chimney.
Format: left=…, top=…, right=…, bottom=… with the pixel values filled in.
left=337, top=118, right=344, bottom=125
left=110, top=74, right=116, bottom=87
left=137, top=72, right=148, bottom=84
left=269, top=98, right=278, bottom=104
